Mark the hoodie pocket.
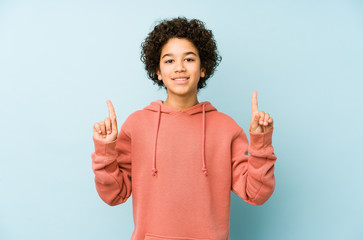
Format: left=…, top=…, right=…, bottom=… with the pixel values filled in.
left=144, top=233, right=210, bottom=240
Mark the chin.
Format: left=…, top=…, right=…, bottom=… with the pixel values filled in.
left=174, top=90, right=198, bottom=97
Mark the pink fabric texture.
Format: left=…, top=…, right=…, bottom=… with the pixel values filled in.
left=91, top=100, right=277, bottom=240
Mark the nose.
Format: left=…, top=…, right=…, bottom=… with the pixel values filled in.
left=174, top=59, right=186, bottom=72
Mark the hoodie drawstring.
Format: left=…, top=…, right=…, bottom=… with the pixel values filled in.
left=152, top=103, right=161, bottom=176
left=152, top=102, right=208, bottom=176
left=201, top=103, right=208, bottom=176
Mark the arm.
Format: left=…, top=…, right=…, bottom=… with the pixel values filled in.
left=231, top=127, right=276, bottom=205
left=231, top=91, right=276, bottom=205
left=91, top=126, right=132, bottom=206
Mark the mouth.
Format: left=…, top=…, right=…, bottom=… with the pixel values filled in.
left=172, top=77, right=189, bottom=84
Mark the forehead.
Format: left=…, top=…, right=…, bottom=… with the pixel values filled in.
left=161, top=38, right=199, bottom=55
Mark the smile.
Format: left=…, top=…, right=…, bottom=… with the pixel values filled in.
left=172, top=77, right=189, bottom=84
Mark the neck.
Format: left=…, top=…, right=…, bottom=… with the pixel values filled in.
left=162, top=95, right=199, bottom=111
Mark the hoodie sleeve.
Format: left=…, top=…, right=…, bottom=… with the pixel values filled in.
left=91, top=125, right=132, bottom=206
left=231, top=127, right=277, bottom=206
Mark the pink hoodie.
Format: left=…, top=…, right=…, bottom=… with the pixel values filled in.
left=91, top=100, right=277, bottom=240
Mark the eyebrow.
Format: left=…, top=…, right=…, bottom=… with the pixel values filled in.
left=161, top=51, right=197, bottom=59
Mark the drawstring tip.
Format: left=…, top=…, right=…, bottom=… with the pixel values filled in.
left=202, top=168, right=208, bottom=176
left=152, top=168, right=158, bottom=176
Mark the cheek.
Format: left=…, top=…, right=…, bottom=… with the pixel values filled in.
left=159, top=64, right=171, bottom=75
left=192, top=66, right=202, bottom=75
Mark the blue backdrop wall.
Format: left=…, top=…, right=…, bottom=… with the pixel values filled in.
left=1, top=0, right=362, bottom=239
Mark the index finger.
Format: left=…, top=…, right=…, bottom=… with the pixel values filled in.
left=251, top=91, right=258, bottom=113
left=106, top=100, right=116, bottom=119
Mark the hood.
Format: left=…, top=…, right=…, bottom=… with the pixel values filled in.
left=144, top=100, right=218, bottom=177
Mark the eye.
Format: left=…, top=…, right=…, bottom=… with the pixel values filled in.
left=185, top=58, right=194, bottom=62
left=165, top=59, right=174, bottom=63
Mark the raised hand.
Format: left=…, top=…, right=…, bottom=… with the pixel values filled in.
left=250, top=91, right=273, bottom=133
left=93, top=100, right=118, bottom=143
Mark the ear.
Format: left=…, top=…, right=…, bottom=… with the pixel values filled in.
left=156, top=68, right=162, bottom=80
left=200, top=68, right=206, bottom=78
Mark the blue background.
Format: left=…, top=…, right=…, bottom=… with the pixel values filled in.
left=1, top=0, right=362, bottom=239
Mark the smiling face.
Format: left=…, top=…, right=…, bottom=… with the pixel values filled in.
left=156, top=38, right=205, bottom=98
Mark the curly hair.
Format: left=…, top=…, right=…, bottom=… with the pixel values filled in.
left=140, top=17, right=222, bottom=92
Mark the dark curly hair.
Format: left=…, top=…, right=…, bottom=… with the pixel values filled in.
left=140, top=17, right=222, bottom=92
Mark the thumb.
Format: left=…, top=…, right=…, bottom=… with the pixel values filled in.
left=250, top=112, right=260, bottom=132
left=111, top=115, right=118, bottom=133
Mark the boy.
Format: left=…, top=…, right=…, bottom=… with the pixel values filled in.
left=92, top=17, right=276, bottom=240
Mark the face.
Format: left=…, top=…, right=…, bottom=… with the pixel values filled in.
left=156, top=38, right=205, bottom=98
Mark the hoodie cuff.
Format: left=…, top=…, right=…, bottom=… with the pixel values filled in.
left=248, top=128, right=273, bottom=150
left=93, top=136, right=117, bottom=156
